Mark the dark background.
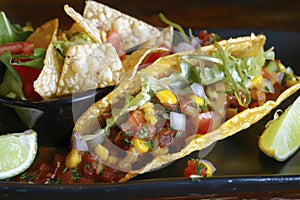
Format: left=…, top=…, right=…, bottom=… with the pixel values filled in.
left=1, top=0, right=300, bottom=32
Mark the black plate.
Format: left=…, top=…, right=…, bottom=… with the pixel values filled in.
left=1, top=29, right=300, bottom=199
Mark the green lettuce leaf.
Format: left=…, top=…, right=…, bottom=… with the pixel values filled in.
left=11, top=48, right=46, bottom=69
left=53, top=33, right=93, bottom=57
left=0, top=48, right=45, bottom=99
left=0, top=51, right=25, bottom=99
left=0, top=11, right=33, bottom=45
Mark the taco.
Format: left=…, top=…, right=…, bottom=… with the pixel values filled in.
left=65, top=33, right=300, bottom=183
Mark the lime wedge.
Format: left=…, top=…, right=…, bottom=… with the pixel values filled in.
left=258, top=96, right=300, bottom=161
left=0, top=129, right=37, bottom=180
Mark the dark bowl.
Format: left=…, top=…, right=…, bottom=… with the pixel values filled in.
left=0, top=87, right=113, bottom=147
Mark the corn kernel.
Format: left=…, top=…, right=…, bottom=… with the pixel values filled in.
left=278, top=62, right=287, bottom=72
left=204, top=163, right=213, bottom=177
left=132, top=138, right=149, bottom=153
left=144, top=112, right=157, bottom=125
left=140, top=102, right=153, bottom=109
left=285, top=77, right=298, bottom=87
left=190, top=95, right=204, bottom=107
left=141, top=102, right=157, bottom=125
left=141, top=102, right=154, bottom=113
left=251, top=75, right=265, bottom=90
left=156, top=89, right=177, bottom=105
left=95, top=144, right=109, bottom=160
left=65, top=149, right=81, bottom=169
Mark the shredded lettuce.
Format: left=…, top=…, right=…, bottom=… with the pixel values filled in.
left=0, top=11, right=33, bottom=45
left=104, top=72, right=194, bottom=132
left=158, top=13, right=190, bottom=43
left=53, top=33, right=94, bottom=57
left=181, top=41, right=275, bottom=106
left=9, top=48, right=45, bottom=69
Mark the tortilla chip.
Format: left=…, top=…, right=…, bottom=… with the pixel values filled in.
left=139, top=26, right=174, bottom=50
left=26, top=18, right=59, bottom=49
left=64, top=4, right=102, bottom=44
left=56, top=43, right=124, bottom=96
left=67, top=23, right=86, bottom=37
left=33, top=33, right=63, bottom=99
left=122, top=47, right=169, bottom=79
left=82, top=0, right=160, bottom=50
left=202, top=33, right=266, bottom=57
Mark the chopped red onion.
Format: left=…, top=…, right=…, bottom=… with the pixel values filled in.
left=198, top=159, right=216, bottom=174
left=172, top=42, right=195, bottom=53
left=190, top=37, right=201, bottom=48
left=276, top=72, right=284, bottom=83
left=72, top=132, right=88, bottom=151
left=170, top=112, right=186, bottom=132
left=264, top=78, right=275, bottom=93
left=191, top=82, right=206, bottom=99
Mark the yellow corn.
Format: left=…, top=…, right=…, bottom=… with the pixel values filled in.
left=140, top=102, right=153, bottom=109
left=141, top=102, right=157, bottom=125
left=204, top=163, right=213, bottom=177
left=132, top=138, right=149, bottom=153
left=285, top=76, right=298, bottom=87
left=95, top=144, right=109, bottom=160
left=144, top=112, right=157, bottom=125
left=278, top=62, right=287, bottom=72
left=190, top=95, right=204, bottom=107
left=277, top=63, right=297, bottom=87
left=65, top=149, right=81, bottom=169
left=156, top=89, right=177, bottom=105
left=251, top=75, right=265, bottom=90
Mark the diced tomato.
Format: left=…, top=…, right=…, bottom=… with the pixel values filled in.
left=127, top=110, right=146, bottom=133
left=79, top=152, right=98, bottom=178
left=141, top=51, right=170, bottom=65
left=13, top=65, right=42, bottom=100
left=191, top=111, right=213, bottom=135
left=261, top=67, right=270, bottom=79
left=249, top=89, right=266, bottom=108
left=60, top=170, right=75, bottom=184
left=0, top=41, right=34, bottom=55
left=197, top=30, right=218, bottom=46
left=138, top=51, right=170, bottom=71
left=99, top=167, right=126, bottom=183
left=107, top=30, right=126, bottom=59
left=184, top=159, right=196, bottom=177
left=158, top=127, right=176, bottom=148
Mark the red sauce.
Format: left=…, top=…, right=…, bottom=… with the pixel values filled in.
left=10, top=147, right=126, bottom=184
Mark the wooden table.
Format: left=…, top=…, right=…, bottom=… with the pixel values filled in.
left=2, top=0, right=300, bottom=32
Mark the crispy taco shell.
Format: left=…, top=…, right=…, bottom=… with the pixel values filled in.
left=73, top=34, right=300, bottom=182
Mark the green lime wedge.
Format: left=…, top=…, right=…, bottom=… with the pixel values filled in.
left=258, top=96, right=300, bottom=161
left=0, top=129, right=37, bottom=180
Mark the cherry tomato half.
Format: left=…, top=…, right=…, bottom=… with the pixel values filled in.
left=13, top=65, right=42, bottom=100
left=138, top=51, right=170, bottom=71
left=184, top=159, right=196, bottom=177
left=107, top=30, right=126, bottom=59
left=0, top=41, right=34, bottom=55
